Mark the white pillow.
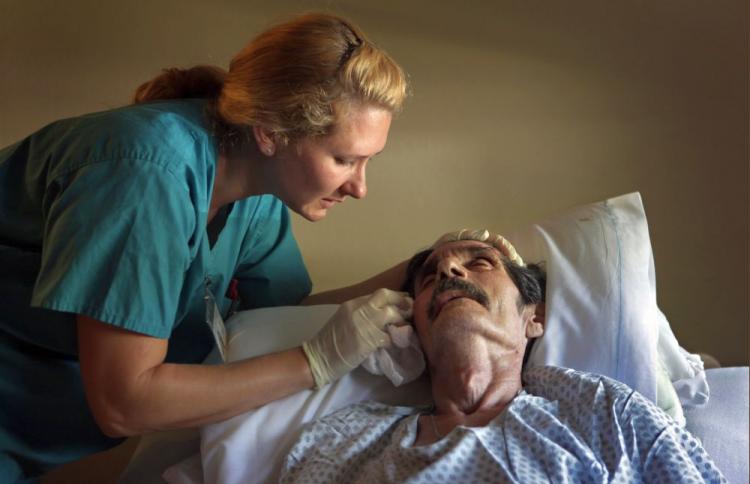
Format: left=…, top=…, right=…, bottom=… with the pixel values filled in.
left=503, top=192, right=706, bottom=408
left=197, top=191, right=705, bottom=484
left=505, top=192, right=658, bottom=398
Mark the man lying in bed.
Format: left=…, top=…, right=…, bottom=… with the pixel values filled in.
left=281, top=230, right=725, bottom=483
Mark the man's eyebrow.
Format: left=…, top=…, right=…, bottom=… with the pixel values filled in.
left=468, top=246, right=502, bottom=259
left=415, top=245, right=500, bottom=283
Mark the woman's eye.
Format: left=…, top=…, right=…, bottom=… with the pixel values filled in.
left=334, top=157, right=355, bottom=167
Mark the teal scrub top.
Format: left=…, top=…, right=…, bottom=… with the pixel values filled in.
left=0, top=98, right=311, bottom=360
left=0, top=99, right=312, bottom=478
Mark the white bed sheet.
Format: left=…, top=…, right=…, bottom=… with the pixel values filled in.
left=684, top=367, right=749, bottom=484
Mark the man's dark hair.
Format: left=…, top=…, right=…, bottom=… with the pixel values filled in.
left=401, top=246, right=547, bottom=366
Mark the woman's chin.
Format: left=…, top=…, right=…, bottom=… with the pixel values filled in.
left=296, top=205, right=328, bottom=222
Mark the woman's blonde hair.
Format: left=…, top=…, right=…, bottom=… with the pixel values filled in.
left=134, top=13, right=407, bottom=151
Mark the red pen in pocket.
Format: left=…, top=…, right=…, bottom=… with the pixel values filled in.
left=226, top=278, right=240, bottom=317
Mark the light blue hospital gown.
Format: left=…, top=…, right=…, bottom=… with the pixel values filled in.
left=282, top=366, right=725, bottom=483
left=0, top=99, right=311, bottom=480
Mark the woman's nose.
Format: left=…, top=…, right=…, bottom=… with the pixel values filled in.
left=342, top=165, right=367, bottom=199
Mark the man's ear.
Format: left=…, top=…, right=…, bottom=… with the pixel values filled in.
left=524, top=303, right=545, bottom=339
left=252, top=125, right=276, bottom=156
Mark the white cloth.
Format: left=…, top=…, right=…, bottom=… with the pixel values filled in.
left=655, top=308, right=709, bottom=407
left=361, top=325, right=426, bottom=386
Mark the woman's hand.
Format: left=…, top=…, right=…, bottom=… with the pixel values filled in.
left=302, top=288, right=413, bottom=388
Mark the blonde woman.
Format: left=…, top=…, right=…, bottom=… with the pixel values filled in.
left=0, top=13, right=411, bottom=480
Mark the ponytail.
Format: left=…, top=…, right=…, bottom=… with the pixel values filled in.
left=133, top=65, right=227, bottom=103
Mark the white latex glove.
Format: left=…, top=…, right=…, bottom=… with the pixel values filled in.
left=433, top=228, right=525, bottom=266
left=302, top=288, right=413, bottom=389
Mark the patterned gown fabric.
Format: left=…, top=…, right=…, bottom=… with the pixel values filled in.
left=282, top=366, right=725, bottom=483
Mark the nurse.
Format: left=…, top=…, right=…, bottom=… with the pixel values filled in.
left=0, top=13, right=411, bottom=481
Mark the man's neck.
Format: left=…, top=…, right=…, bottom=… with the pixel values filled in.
left=429, top=348, right=523, bottom=417
left=413, top=339, right=523, bottom=446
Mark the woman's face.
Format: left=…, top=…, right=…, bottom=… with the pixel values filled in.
left=271, top=103, right=392, bottom=221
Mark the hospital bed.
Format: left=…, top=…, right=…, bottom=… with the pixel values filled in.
left=119, top=193, right=750, bottom=483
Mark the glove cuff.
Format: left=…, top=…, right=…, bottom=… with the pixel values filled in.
left=302, top=340, right=329, bottom=390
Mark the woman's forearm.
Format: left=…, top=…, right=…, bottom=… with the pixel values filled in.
left=77, top=316, right=314, bottom=437
left=301, top=259, right=410, bottom=305
left=121, top=347, right=313, bottom=434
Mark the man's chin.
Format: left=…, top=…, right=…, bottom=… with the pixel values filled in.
left=431, top=298, right=485, bottom=321
left=431, top=306, right=500, bottom=344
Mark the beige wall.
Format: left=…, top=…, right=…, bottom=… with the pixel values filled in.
left=2, top=0, right=747, bottom=373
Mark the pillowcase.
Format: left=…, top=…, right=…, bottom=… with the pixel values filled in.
left=503, top=192, right=710, bottom=425
left=505, top=192, right=658, bottom=398
left=503, top=192, right=706, bottom=409
left=197, top=191, right=705, bottom=484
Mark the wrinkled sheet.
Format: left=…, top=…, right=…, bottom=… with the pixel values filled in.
left=282, top=366, right=725, bottom=483
left=684, top=367, right=749, bottom=484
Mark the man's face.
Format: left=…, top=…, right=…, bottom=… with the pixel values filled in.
left=411, top=240, right=540, bottom=365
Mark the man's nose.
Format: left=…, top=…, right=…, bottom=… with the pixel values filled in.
left=341, top=164, right=367, bottom=199
left=437, top=258, right=467, bottom=281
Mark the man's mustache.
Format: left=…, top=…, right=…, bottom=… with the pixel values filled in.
left=427, top=277, right=491, bottom=320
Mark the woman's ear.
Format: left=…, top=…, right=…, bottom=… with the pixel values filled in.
left=524, top=303, right=545, bottom=339
left=252, top=125, right=276, bottom=156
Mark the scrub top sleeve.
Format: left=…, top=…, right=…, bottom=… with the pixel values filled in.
left=234, top=202, right=312, bottom=309
left=32, top=160, right=195, bottom=338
